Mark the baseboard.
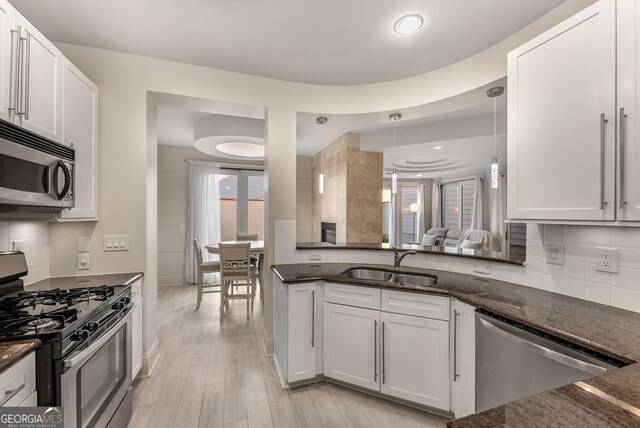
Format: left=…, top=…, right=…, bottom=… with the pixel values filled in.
left=261, top=324, right=274, bottom=356
left=140, top=338, right=160, bottom=377
left=273, top=357, right=289, bottom=389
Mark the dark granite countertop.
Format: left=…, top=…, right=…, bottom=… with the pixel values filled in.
left=25, top=272, right=144, bottom=292
left=296, top=242, right=524, bottom=265
left=272, top=263, right=640, bottom=426
left=0, top=339, right=41, bottom=373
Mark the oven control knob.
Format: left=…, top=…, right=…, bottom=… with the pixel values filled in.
left=122, top=297, right=131, bottom=305
left=112, top=301, right=125, bottom=310
left=84, top=322, right=99, bottom=332
left=72, top=330, right=89, bottom=342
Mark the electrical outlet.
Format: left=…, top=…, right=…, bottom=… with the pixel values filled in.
left=546, top=243, right=564, bottom=265
left=11, top=240, right=24, bottom=252
left=473, top=262, right=491, bottom=275
left=103, top=235, right=129, bottom=251
left=309, top=251, right=322, bottom=261
left=596, top=247, right=618, bottom=273
left=78, top=254, right=91, bottom=270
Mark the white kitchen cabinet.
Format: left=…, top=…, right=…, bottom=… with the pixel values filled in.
left=617, top=0, right=640, bottom=221
left=380, top=311, right=450, bottom=410
left=58, top=60, right=98, bottom=220
left=450, top=300, right=476, bottom=418
left=507, top=0, right=616, bottom=222
left=0, top=352, right=36, bottom=407
left=287, top=282, right=317, bottom=383
left=131, top=279, right=143, bottom=380
left=13, top=14, right=63, bottom=143
left=323, top=302, right=380, bottom=391
left=0, top=0, right=15, bottom=123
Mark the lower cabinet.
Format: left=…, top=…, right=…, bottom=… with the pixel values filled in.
left=450, top=300, right=476, bottom=418
left=131, top=279, right=143, bottom=380
left=287, top=282, right=316, bottom=383
left=324, top=303, right=379, bottom=391
left=381, top=311, right=450, bottom=410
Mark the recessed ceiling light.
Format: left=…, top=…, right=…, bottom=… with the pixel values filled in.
left=433, top=146, right=443, bottom=150
left=394, top=14, right=424, bottom=35
left=416, top=174, right=423, bottom=177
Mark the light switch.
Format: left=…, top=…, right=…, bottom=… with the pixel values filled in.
left=104, top=235, right=130, bottom=251
left=546, top=243, right=564, bottom=265
left=78, top=237, right=90, bottom=252
left=78, top=254, right=91, bottom=270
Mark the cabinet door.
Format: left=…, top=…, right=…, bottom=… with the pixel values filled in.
left=59, top=60, right=98, bottom=220
left=0, top=0, right=15, bottom=123
left=287, top=283, right=316, bottom=383
left=14, top=13, right=63, bottom=143
left=450, top=301, right=476, bottom=418
left=381, top=312, right=449, bottom=410
left=323, top=303, right=379, bottom=391
left=132, top=299, right=142, bottom=380
left=507, top=0, right=616, bottom=221
left=618, top=0, right=640, bottom=221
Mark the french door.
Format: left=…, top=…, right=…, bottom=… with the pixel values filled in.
left=219, top=168, right=264, bottom=240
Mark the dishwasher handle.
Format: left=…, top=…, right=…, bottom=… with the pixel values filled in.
left=478, top=316, right=607, bottom=375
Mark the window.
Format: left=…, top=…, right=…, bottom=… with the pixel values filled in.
left=401, top=187, right=419, bottom=243
left=219, top=169, right=264, bottom=241
left=441, top=179, right=476, bottom=230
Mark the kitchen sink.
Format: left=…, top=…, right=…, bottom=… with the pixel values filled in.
left=341, top=268, right=437, bottom=287
left=342, top=268, right=394, bottom=281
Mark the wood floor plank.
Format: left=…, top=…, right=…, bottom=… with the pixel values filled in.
left=173, top=364, right=208, bottom=428
left=326, top=383, right=373, bottom=428
left=260, top=362, right=298, bottom=428
left=146, top=352, right=192, bottom=428
left=199, top=383, right=225, bottom=428
left=306, top=382, right=348, bottom=428
left=224, top=420, right=249, bottom=428
left=289, top=387, right=323, bottom=428
left=242, top=345, right=273, bottom=428
left=127, top=404, right=155, bottom=428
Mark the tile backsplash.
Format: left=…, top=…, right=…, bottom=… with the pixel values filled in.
left=525, top=224, right=640, bottom=312
left=275, top=220, right=640, bottom=314
left=0, top=222, right=50, bottom=285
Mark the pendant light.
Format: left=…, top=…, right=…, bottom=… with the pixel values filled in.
left=389, top=113, right=401, bottom=194
left=316, top=117, right=328, bottom=193
left=487, top=87, right=504, bottom=189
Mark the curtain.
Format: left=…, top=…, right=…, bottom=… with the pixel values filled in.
left=491, top=174, right=507, bottom=248
left=185, top=161, right=221, bottom=284
left=389, top=190, right=403, bottom=246
left=416, top=183, right=431, bottom=241
left=470, top=177, right=485, bottom=230
left=431, top=182, right=441, bottom=229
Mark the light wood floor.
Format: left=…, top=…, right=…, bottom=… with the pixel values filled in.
left=128, top=284, right=449, bottom=428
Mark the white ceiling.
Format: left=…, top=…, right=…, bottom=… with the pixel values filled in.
left=9, top=0, right=564, bottom=85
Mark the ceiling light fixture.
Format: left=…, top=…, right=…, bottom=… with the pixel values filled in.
left=389, top=113, right=401, bottom=194
left=433, top=146, right=443, bottom=150
left=487, top=86, right=505, bottom=189
left=394, top=14, right=424, bottom=35
left=316, top=116, right=328, bottom=125
left=416, top=174, right=423, bottom=177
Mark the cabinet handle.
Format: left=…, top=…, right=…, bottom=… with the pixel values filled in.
left=0, top=383, right=25, bottom=406
left=620, top=108, right=628, bottom=209
left=453, top=310, right=460, bottom=381
left=374, top=320, right=377, bottom=382
left=17, top=28, right=27, bottom=117
left=8, top=28, right=18, bottom=113
left=310, top=290, right=315, bottom=348
left=600, top=113, right=608, bottom=210
left=381, top=321, right=386, bottom=384
left=23, top=32, right=30, bottom=120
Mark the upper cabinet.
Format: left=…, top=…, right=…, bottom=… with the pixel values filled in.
left=617, top=0, right=640, bottom=221
left=13, top=14, right=63, bottom=143
left=58, top=60, right=98, bottom=220
left=507, top=0, right=617, bottom=222
left=0, top=0, right=15, bottom=123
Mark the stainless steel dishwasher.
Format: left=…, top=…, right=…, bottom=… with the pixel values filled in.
left=476, top=311, right=622, bottom=412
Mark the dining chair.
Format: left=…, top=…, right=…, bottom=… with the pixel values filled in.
left=235, top=234, right=260, bottom=299
left=193, top=238, right=221, bottom=310
left=219, top=242, right=255, bottom=321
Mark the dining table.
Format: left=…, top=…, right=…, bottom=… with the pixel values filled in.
left=205, top=240, right=265, bottom=300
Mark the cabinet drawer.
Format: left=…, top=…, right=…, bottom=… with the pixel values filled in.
left=324, top=283, right=380, bottom=310
left=131, top=279, right=142, bottom=303
left=0, top=352, right=36, bottom=407
left=381, top=290, right=449, bottom=321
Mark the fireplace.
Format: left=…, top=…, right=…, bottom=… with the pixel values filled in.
left=321, top=222, right=336, bottom=244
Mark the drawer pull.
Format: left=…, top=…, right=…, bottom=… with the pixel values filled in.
left=0, top=383, right=25, bottom=406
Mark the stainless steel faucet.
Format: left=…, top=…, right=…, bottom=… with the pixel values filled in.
left=393, top=247, right=417, bottom=268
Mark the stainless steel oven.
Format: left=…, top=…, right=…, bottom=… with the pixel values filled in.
left=0, top=119, right=74, bottom=213
left=61, top=305, right=132, bottom=428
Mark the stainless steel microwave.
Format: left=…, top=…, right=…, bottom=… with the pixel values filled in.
left=0, top=120, right=74, bottom=213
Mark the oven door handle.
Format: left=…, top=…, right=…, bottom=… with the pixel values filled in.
left=63, top=308, right=130, bottom=368
left=52, top=160, right=71, bottom=201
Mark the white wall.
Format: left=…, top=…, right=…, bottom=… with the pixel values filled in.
left=0, top=222, right=49, bottom=285
left=44, top=0, right=592, bottom=361
left=296, top=157, right=313, bottom=242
